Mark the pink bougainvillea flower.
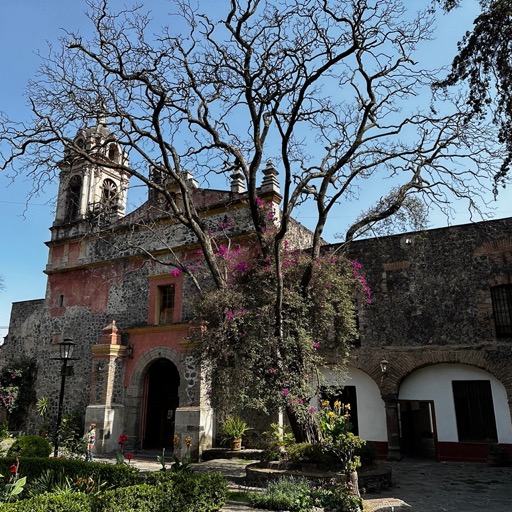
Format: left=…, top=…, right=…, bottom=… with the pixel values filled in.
left=308, top=407, right=317, bottom=414
left=234, top=261, right=250, bottom=272
left=170, top=268, right=182, bottom=277
left=313, top=342, right=320, bottom=349
left=281, top=388, right=290, bottom=396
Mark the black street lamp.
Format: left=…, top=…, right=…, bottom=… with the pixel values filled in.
left=53, top=338, right=78, bottom=457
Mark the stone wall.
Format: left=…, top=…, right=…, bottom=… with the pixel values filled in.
left=348, top=218, right=512, bottom=348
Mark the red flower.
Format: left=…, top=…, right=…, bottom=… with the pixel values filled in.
left=9, top=464, right=17, bottom=475
left=118, top=433, right=128, bottom=446
left=125, top=453, right=134, bottom=461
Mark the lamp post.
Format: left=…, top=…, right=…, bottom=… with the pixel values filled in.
left=53, top=338, right=77, bottom=458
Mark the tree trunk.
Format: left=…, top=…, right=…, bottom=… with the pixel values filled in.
left=286, top=406, right=321, bottom=444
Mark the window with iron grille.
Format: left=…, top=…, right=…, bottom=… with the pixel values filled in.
left=490, top=285, right=512, bottom=338
left=452, top=380, right=497, bottom=442
left=159, top=285, right=175, bottom=324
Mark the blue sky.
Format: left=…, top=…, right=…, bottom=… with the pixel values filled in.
left=0, top=0, right=510, bottom=339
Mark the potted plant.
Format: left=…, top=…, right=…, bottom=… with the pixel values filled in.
left=221, top=416, right=251, bottom=451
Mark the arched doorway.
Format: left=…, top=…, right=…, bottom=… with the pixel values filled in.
left=141, top=358, right=180, bottom=449
left=398, top=363, right=512, bottom=461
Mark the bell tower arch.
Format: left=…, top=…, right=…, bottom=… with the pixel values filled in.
left=52, top=120, right=129, bottom=239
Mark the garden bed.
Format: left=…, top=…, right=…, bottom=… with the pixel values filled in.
left=245, top=460, right=392, bottom=493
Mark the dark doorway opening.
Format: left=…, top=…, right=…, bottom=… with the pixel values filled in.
left=398, top=400, right=437, bottom=459
left=321, top=385, right=359, bottom=435
left=141, top=358, right=180, bottom=449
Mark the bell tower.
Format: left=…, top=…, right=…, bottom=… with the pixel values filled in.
left=52, top=120, right=129, bottom=240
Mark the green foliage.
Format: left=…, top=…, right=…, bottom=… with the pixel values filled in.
left=249, top=477, right=313, bottom=512
left=0, top=458, right=140, bottom=489
left=91, top=483, right=167, bottom=512
left=165, top=472, right=227, bottom=512
left=7, top=437, right=51, bottom=458
left=261, top=423, right=296, bottom=461
left=312, top=484, right=363, bottom=512
left=434, top=0, right=512, bottom=190
left=0, top=471, right=26, bottom=504
left=56, top=411, right=86, bottom=459
left=27, top=469, right=107, bottom=497
left=143, top=471, right=228, bottom=511
left=35, top=398, right=48, bottom=418
left=193, top=248, right=366, bottom=427
left=318, top=401, right=366, bottom=474
left=0, top=491, right=90, bottom=512
left=221, top=417, right=251, bottom=442
left=0, top=449, right=225, bottom=510
left=285, top=442, right=337, bottom=466
left=247, top=476, right=363, bottom=512
left=0, top=361, right=37, bottom=430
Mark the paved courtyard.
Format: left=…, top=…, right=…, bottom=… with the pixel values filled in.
left=367, top=458, right=512, bottom=512
left=100, top=455, right=512, bottom=511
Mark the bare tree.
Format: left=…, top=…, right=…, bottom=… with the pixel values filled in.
left=0, top=0, right=505, bottom=435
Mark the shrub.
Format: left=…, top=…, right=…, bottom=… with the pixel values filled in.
left=91, top=483, right=168, bottom=512
left=0, top=458, right=141, bottom=490
left=7, top=436, right=51, bottom=458
left=312, top=484, right=363, bottom=512
left=249, top=477, right=313, bottom=512
left=56, top=412, right=86, bottom=459
left=0, top=491, right=90, bottom=511
left=167, top=472, right=227, bottom=512
left=143, top=471, right=227, bottom=512
left=286, top=443, right=337, bottom=466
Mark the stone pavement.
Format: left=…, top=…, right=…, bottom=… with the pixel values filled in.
left=367, top=458, right=512, bottom=512
left=97, top=454, right=512, bottom=511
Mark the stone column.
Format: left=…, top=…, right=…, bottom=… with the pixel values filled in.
left=85, top=320, right=128, bottom=454
left=382, top=393, right=402, bottom=461
left=174, top=406, right=213, bottom=461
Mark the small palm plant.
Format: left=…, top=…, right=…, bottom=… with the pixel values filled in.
left=221, top=416, right=251, bottom=450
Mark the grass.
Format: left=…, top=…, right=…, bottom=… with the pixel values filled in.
left=226, top=489, right=253, bottom=503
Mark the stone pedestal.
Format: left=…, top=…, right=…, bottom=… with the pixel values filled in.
left=86, top=320, right=129, bottom=454
left=85, top=404, right=125, bottom=454
left=174, top=406, right=213, bottom=460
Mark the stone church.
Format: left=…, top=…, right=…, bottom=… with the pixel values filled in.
left=3, top=120, right=512, bottom=462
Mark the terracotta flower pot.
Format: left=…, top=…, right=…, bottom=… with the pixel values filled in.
left=230, top=438, right=242, bottom=451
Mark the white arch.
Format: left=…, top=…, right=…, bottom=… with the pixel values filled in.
left=399, top=363, right=512, bottom=443
left=317, top=366, right=387, bottom=442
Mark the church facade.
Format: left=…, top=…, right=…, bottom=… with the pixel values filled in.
left=3, top=121, right=512, bottom=462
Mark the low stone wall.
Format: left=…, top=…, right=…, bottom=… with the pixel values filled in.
left=202, top=447, right=264, bottom=461
left=245, top=460, right=392, bottom=493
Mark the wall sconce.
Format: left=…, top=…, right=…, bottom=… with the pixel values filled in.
left=126, top=343, right=134, bottom=359
left=379, top=358, right=389, bottom=374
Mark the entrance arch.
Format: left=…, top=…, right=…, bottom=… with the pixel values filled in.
left=141, top=358, right=180, bottom=449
